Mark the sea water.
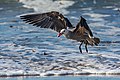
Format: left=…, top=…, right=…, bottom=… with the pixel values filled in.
left=0, top=76, right=120, bottom=80
left=0, top=0, right=120, bottom=78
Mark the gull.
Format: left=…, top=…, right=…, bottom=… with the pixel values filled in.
left=20, top=11, right=100, bottom=53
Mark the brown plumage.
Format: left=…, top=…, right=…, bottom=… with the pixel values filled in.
left=20, top=11, right=73, bottom=32
left=20, top=11, right=100, bottom=53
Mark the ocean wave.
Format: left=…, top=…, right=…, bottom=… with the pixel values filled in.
left=19, top=0, right=75, bottom=14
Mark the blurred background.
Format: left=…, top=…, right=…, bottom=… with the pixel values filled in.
left=0, top=0, right=120, bottom=76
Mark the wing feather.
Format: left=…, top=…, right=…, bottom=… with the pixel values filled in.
left=20, top=11, right=74, bottom=32
left=73, top=16, right=93, bottom=37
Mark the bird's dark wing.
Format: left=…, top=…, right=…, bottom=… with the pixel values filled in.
left=20, top=11, right=74, bottom=32
left=73, top=16, right=93, bottom=37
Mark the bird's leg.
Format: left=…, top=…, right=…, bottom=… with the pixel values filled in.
left=79, top=42, right=83, bottom=53
left=85, top=44, right=88, bottom=53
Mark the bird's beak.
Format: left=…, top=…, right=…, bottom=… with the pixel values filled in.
left=57, top=33, right=63, bottom=37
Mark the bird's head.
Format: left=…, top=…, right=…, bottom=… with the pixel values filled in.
left=57, top=29, right=69, bottom=37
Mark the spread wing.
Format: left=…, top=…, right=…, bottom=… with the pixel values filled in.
left=73, top=16, right=93, bottom=37
left=20, top=11, right=74, bottom=32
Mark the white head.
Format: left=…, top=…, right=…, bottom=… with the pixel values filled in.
left=57, top=29, right=69, bottom=37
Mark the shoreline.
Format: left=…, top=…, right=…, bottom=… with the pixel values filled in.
left=0, top=72, right=120, bottom=77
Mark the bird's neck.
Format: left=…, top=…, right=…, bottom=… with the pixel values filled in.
left=64, top=30, right=72, bottom=39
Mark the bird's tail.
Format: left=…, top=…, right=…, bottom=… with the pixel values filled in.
left=93, top=37, right=100, bottom=46
left=87, top=37, right=100, bottom=46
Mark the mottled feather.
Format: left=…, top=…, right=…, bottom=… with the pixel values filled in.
left=20, top=11, right=74, bottom=32
left=73, top=16, right=93, bottom=37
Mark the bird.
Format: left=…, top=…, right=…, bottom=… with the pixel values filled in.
left=20, top=11, right=100, bottom=53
